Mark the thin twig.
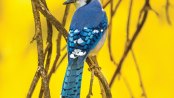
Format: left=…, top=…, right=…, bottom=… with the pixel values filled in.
left=86, top=57, right=112, bottom=98
left=108, top=0, right=135, bottom=97
left=108, top=0, right=120, bottom=66
left=112, top=0, right=122, bottom=16
left=108, top=0, right=122, bottom=65
left=125, top=0, right=147, bottom=97
left=34, top=0, right=68, bottom=40
left=103, top=0, right=111, bottom=8
left=39, top=4, right=70, bottom=98
left=41, top=0, right=53, bottom=72
left=166, top=0, right=172, bottom=25
left=109, top=0, right=150, bottom=88
left=122, top=75, right=134, bottom=98
left=131, top=50, right=147, bottom=98
left=86, top=70, right=94, bottom=98
left=61, top=45, right=67, bottom=51
left=55, top=52, right=68, bottom=72
left=99, top=80, right=107, bottom=98
left=27, top=68, right=41, bottom=98
left=126, top=1, right=147, bottom=97
left=48, top=52, right=67, bottom=79
left=48, top=5, right=70, bottom=80
left=126, top=0, right=133, bottom=42
left=93, top=56, right=107, bottom=98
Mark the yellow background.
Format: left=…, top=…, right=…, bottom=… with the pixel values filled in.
left=0, top=0, right=174, bottom=98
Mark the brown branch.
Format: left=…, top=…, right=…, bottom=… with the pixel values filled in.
left=34, top=0, right=68, bottom=40
left=166, top=0, right=172, bottom=25
left=94, top=56, right=107, bottom=98
left=61, top=45, right=67, bottom=51
left=126, top=0, right=133, bottom=42
left=124, top=0, right=147, bottom=97
left=39, top=0, right=53, bottom=97
left=108, top=0, right=121, bottom=66
left=109, top=0, right=150, bottom=88
left=39, top=5, right=70, bottom=97
left=107, top=1, right=135, bottom=97
left=131, top=50, right=147, bottom=98
left=39, top=4, right=70, bottom=98
left=86, top=70, right=94, bottom=98
left=27, top=68, right=41, bottom=98
left=99, top=80, right=107, bottom=98
left=27, top=0, right=50, bottom=98
left=40, top=32, right=61, bottom=98
left=122, top=75, right=134, bottom=98
left=48, top=52, right=67, bottom=80
left=126, top=1, right=147, bottom=96
left=123, top=0, right=144, bottom=98
left=55, top=52, right=68, bottom=73
left=108, top=0, right=122, bottom=65
left=86, top=57, right=112, bottom=98
left=103, top=0, right=111, bottom=8
left=51, top=4, right=70, bottom=73
left=86, top=56, right=107, bottom=98
left=41, top=0, right=53, bottom=72
left=108, top=0, right=114, bottom=63
left=112, top=0, right=122, bottom=16
left=92, top=65, right=112, bottom=98
left=48, top=5, right=70, bottom=80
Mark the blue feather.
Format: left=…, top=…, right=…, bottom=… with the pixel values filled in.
left=61, top=56, right=86, bottom=98
left=70, top=0, right=105, bottom=30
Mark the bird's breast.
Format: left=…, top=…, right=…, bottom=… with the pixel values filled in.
left=89, top=29, right=107, bottom=56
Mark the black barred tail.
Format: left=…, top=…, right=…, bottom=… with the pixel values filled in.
left=61, top=61, right=84, bottom=98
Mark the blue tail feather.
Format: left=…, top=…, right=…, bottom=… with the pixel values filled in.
left=61, top=57, right=85, bottom=98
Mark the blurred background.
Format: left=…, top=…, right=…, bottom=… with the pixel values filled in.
left=0, top=0, right=174, bottom=98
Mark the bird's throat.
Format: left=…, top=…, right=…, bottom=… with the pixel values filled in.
left=74, top=0, right=86, bottom=9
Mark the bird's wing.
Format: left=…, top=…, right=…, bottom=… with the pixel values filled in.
left=67, top=13, right=108, bottom=64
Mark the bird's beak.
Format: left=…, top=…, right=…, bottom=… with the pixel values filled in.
left=63, top=0, right=76, bottom=5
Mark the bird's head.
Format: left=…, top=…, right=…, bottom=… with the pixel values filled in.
left=63, top=0, right=92, bottom=8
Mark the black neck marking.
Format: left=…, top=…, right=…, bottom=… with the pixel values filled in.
left=86, top=0, right=92, bottom=4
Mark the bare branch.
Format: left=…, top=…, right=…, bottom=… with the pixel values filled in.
left=48, top=52, right=67, bottom=79
left=124, top=0, right=147, bottom=97
left=166, top=0, right=172, bottom=25
left=94, top=56, right=107, bottom=98
left=86, top=70, right=94, bottom=98
left=39, top=0, right=53, bottom=97
left=112, top=0, right=122, bottom=16
left=109, top=0, right=150, bottom=88
left=107, top=1, right=135, bottom=97
left=48, top=5, right=70, bottom=79
left=27, top=0, right=50, bottom=98
left=108, top=0, right=122, bottom=66
left=131, top=50, right=147, bottom=98
left=86, top=57, right=112, bottom=98
left=39, top=4, right=70, bottom=98
left=103, top=0, right=111, bottom=8
left=126, top=0, right=133, bottom=42
left=99, top=80, right=107, bottom=98
left=34, top=0, right=69, bottom=40
left=61, top=45, right=67, bottom=51
left=122, top=75, right=134, bottom=98
left=27, top=68, right=40, bottom=98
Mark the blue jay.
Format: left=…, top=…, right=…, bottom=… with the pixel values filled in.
left=61, top=0, right=108, bottom=97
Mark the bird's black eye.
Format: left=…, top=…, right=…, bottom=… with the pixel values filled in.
left=86, top=0, right=91, bottom=4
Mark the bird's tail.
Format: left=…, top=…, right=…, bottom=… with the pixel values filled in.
left=61, top=58, right=84, bottom=98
